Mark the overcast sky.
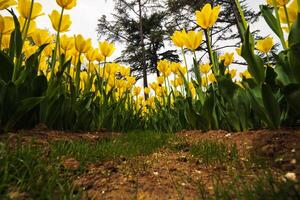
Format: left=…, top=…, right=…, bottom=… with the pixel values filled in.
left=0, top=0, right=267, bottom=45
left=34, top=0, right=266, bottom=45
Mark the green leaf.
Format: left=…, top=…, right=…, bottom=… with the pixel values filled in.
left=260, top=5, right=281, bottom=38
left=241, top=27, right=266, bottom=85
left=288, top=13, right=300, bottom=47
left=287, top=43, right=300, bottom=83
left=283, top=84, right=300, bottom=114
left=0, top=52, right=14, bottom=82
left=4, top=96, right=44, bottom=132
left=7, top=9, right=22, bottom=59
left=262, top=84, right=281, bottom=128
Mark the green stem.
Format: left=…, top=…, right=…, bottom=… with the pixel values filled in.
left=272, top=0, right=288, bottom=49
left=283, top=5, right=291, bottom=31
left=234, top=0, right=248, bottom=30
left=22, top=0, right=34, bottom=41
left=75, top=52, right=82, bottom=95
left=204, top=29, right=216, bottom=71
left=181, top=47, right=189, bottom=81
left=0, top=33, right=3, bottom=51
left=51, top=7, right=64, bottom=79
left=13, top=0, right=35, bottom=82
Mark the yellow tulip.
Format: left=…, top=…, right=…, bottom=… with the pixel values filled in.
left=240, top=70, right=252, bottom=79
left=170, top=62, right=180, bottom=74
left=23, top=42, right=38, bottom=59
left=85, top=48, right=99, bottom=62
left=0, top=0, right=16, bottom=10
left=208, top=73, right=217, bottom=83
left=199, top=63, right=212, bottom=74
left=144, top=87, right=150, bottom=95
left=105, top=62, right=119, bottom=75
left=43, top=43, right=55, bottom=57
left=18, top=17, right=36, bottom=36
left=88, top=63, right=97, bottom=74
left=220, top=52, right=234, bottom=66
left=99, top=40, right=115, bottom=58
left=60, top=34, right=74, bottom=52
left=49, top=10, right=72, bottom=33
left=133, top=86, right=141, bottom=96
left=171, top=79, right=179, bottom=88
left=256, top=37, right=274, bottom=53
left=279, top=0, right=298, bottom=24
left=17, top=0, right=43, bottom=20
left=184, top=31, right=203, bottom=51
left=150, top=82, right=159, bottom=91
left=171, top=30, right=187, bottom=48
left=267, top=0, right=290, bottom=6
left=226, top=69, right=237, bottom=79
left=74, top=34, right=92, bottom=53
left=119, top=66, right=130, bottom=76
left=0, top=15, right=14, bottom=35
left=1, top=35, right=10, bottom=49
left=157, top=60, right=171, bottom=77
left=196, top=4, right=221, bottom=29
left=95, top=50, right=105, bottom=62
left=31, top=29, right=52, bottom=46
left=56, top=0, right=77, bottom=10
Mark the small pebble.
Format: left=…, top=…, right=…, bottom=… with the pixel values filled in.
left=285, top=172, right=297, bottom=182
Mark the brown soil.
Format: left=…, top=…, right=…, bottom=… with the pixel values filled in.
left=0, top=124, right=122, bottom=146
left=1, top=128, right=299, bottom=199
left=74, top=129, right=299, bottom=200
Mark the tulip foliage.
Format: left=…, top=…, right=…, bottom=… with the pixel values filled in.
left=0, top=0, right=300, bottom=133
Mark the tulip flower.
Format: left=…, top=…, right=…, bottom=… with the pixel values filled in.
left=220, top=52, right=234, bottom=67
left=1, top=35, right=10, bottom=49
left=86, top=48, right=99, bottom=62
left=49, top=10, right=72, bottom=33
left=133, top=86, right=141, bottom=96
left=279, top=0, right=298, bottom=31
left=196, top=4, right=221, bottom=30
left=0, top=15, right=14, bottom=35
left=184, top=31, right=203, bottom=51
left=267, top=0, right=290, bottom=6
left=157, top=60, right=171, bottom=77
left=74, top=34, right=92, bottom=53
left=171, top=29, right=190, bottom=80
left=17, top=0, right=43, bottom=20
left=240, top=70, right=252, bottom=79
left=256, top=37, right=274, bottom=53
left=0, top=0, right=16, bottom=10
left=56, top=0, right=77, bottom=10
left=144, top=87, right=150, bottom=95
left=171, top=30, right=187, bottom=48
left=199, top=63, right=212, bottom=74
left=99, top=40, right=115, bottom=58
left=31, top=29, right=52, bottom=46
left=60, top=35, right=74, bottom=52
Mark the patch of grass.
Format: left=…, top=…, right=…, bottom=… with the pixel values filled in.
left=50, top=131, right=171, bottom=166
left=212, top=174, right=299, bottom=200
left=0, top=131, right=170, bottom=199
left=167, top=136, right=190, bottom=152
left=0, top=142, right=79, bottom=200
left=190, top=140, right=239, bottom=165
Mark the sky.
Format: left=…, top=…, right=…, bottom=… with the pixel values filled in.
left=0, top=0, right=268, bottom=47
left=35, top=0, right=267, bottom=45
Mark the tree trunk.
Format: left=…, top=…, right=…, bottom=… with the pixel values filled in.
left=138, top=0, right=148, bottom=98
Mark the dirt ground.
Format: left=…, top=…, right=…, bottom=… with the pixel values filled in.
left=1, top=128, right=299, bottom=200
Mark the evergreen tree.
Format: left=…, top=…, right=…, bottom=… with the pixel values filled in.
left=98, top=0, right=179, bottom=89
